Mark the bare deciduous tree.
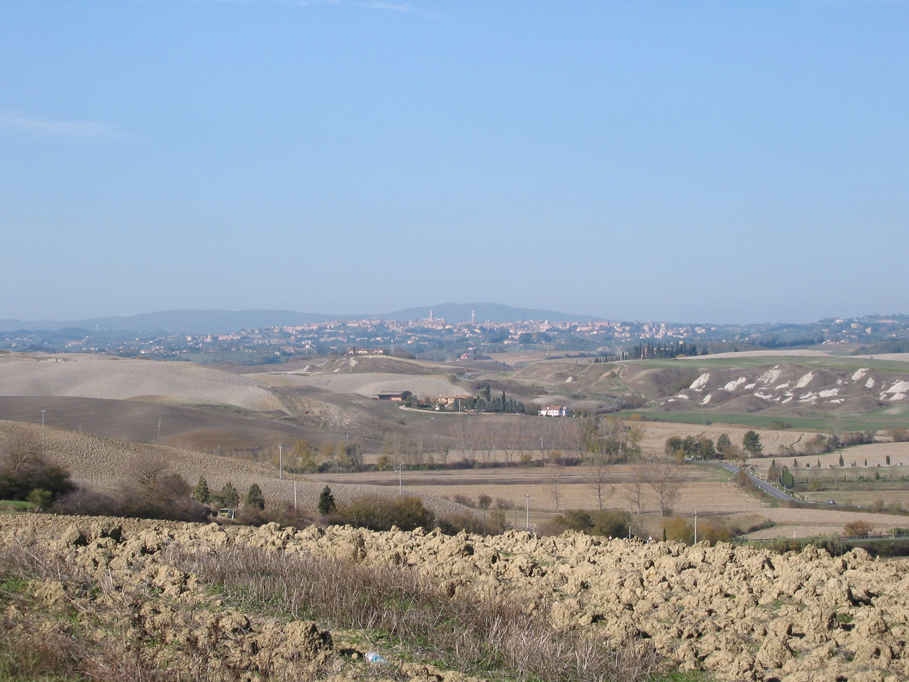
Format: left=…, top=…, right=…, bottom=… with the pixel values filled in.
left=588, top=451, right=614, bottom=510
left=548, top=469, right=564, bottom=512
left=647, top=456, right=683, bottom=518
left=623, top=463, right=649, bottom=516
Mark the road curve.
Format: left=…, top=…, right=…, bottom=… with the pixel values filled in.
left=698, top=460, right=808, bottom=504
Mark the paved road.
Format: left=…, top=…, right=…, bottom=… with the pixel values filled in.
left=699, top=460, right=808, bottom=504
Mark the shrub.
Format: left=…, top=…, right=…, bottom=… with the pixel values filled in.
left=331, top=494, right=435, bottom=532
left=887, top=427, right=909, bottom=442
left=843, top=520, right=874, bottom=537
left=0, top=437, right=75, bottom=502
left=118, top=459, right=208, bottom=522
left=26, top=488, right=53, bottom=511
left=699, top=520, right=732, bottom=545
left=542, top=509, right=630, bottom=538
left=53, top=488, right=121, bottom=517
left=662, top=517, right=694, bottom=544
left=234, top=502, right=315, bottom=528
left=437, top=509, right=508, bottom=536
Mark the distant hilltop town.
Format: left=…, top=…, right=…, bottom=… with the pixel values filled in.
left=1, top=309, right=906, bottom=364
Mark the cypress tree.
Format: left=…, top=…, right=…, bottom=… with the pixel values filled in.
left=245, top=483, right=265, bottom=510
left=193, top=475, right=210, bottom=504
left=318, top=485, right=336, bottom=515
left=221, top=482, right=239, bottom=508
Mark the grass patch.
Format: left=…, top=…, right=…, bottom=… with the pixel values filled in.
left=0, top=500, right=38, bottom=513
left=614, top=410, right=909, bottom=432
left=651, top=672, right=715, bottom=682
left=653, top=355, right=909, bottom=374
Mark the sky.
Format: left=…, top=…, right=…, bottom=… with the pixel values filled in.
left=1, top=0, right=907, bottom=325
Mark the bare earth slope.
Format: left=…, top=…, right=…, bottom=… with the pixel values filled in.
left=253, top=371, right=468, bottom=399
left=3, top=514, right=909, bottom=681
left=0, top=354, right=283, bottom=411
left=0, top=396, right=314, bottom=450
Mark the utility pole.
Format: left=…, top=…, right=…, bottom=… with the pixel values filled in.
left=41, top=410, right=46, bottom=455
left=157, top=417, right=162, bottom=447
left=294, top=481, right=297, bottom=510
left=525, top=491, right=531, bottom=529
left=278, top=442, right=283, bottom=479
left=694, top=510, right=698, bottom=544
left=398, top=463, right=403, bottom=496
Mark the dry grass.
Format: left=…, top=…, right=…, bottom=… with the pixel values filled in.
left=170, top=543, right=661, bottom=682
left=0, top=539, right=363, bottom=682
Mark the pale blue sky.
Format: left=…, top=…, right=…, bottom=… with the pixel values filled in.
left=1, top=0, right=906, bottom=324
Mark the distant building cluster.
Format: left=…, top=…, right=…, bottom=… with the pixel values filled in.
left=2, top=313, right=906, bottom=362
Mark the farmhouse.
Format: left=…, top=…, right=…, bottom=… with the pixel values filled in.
left=346, top=347, right=386, bottom=356
left=539, top=405, right=569, bottom=417
left=374, top=391, right=412, bottom=401
left=434, top=394, right=475, bottom=408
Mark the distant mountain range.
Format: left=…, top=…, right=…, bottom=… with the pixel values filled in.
left=0, top=303, right=603, bottom=335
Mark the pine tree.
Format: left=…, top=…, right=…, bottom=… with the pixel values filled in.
left=742, top=430, right=763, bottom=456
left=221, top=482, right=239, bottom=508
left=245, top=483, right=265, bottom=510
left=318, top=485, right=336, bottom=515
left=193, top=475, right=210, bottom=504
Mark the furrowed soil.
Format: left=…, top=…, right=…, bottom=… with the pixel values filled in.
left=4, top=513, right=909, bottom=681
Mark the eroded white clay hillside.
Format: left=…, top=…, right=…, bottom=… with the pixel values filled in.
left=660, top=364, right=909, bottom=415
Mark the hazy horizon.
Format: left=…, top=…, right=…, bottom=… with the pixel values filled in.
left=1, top=302, right=905, bottom=330
left=2, top=1, right=906, bottom=324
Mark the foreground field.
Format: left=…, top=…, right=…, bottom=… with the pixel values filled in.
left=3, top=513, right=909, bottom=681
